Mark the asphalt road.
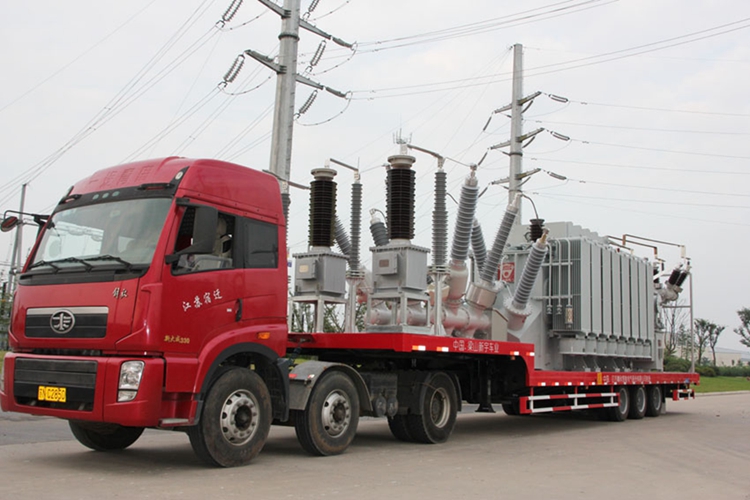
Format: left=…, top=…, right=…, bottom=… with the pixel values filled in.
left=1, top=393, right=748, bottom=500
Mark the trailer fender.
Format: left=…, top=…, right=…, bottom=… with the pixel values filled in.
left=289, top=361, right=372, bottom=414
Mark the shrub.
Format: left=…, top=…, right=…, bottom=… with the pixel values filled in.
left=716, top=365, right=750, bottom=377
left=695, top=365, right=717, bottom=377
left=664, top=356, right=691, bottom=372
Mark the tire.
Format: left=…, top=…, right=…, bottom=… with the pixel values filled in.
left=606, top=386, right=630, bottom=422
left=628, top=386, right=647, bottom=420
left=388, top=414, right=414, bottom=442
left=295, top=371, right=360, bottom=456
left=502, top=401, right=520, bottom=416
left=187, top=368, right=272, bottom=467
left=406, top=372, right=458, bottom=444
left=69, top=421, right=144, bottom=451
left=645, top=385, right=664, bottom=417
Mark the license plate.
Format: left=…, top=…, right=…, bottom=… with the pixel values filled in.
left=38, top=385, right=67, bottom=403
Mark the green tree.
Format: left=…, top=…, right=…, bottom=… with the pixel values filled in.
left=735, top=308, right=750, bottom=349
left=694, top=319, right=725, bottom=367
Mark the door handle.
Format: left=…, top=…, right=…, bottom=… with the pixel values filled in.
left=235, top=299, right=243, bottom=322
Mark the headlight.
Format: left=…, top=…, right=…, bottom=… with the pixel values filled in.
left=118, top=360, right=145, bottom=402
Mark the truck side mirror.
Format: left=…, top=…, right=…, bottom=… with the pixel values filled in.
left=1, top=216, right=20, bottom=232
left=165, top=205, right=218, bottom=264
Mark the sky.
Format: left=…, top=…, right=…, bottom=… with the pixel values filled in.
left=1, top=0, right=749, bottom=351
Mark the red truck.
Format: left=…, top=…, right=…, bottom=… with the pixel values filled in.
left=0, top=155, right=698, bottom=467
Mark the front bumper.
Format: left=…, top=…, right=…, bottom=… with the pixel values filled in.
left=1, top=353, right=164, bottom=427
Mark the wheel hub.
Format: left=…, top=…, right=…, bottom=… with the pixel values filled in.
left=429, top=388, right=450, bottom=428
left=220, top=390, right=259, bottom=446
left=321, top=390, right=351, bottom=437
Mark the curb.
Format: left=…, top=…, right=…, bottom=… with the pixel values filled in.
left=695, top=390, right=750, bottom=397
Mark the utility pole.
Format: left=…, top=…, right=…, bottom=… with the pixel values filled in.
left=248, top=0, right=352, bottom=220
left=9, top=183, right=27, bottom=295
left=508, top=43, right=524, bottom=220
left=488, top=44, right=543, bottom=225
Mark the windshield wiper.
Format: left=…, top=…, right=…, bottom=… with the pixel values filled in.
left=27, top=257, right=93, bottom=272
left=83, top=255, right=134, bottom=271
left=27, top=260, right=62, bottom=271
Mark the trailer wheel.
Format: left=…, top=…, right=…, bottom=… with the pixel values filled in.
left=628, top=386, right=647, bottom=420
left=407, top=372, right=457, bottom=444
left=605, top=386, right=630, bottom=422
left=387, top=414, right=414, bottom=442
left=295, top=371, right=360, bottom=456
left=69, top=421, right=144, bottom=451
left=188, top=368, right=271, bottom=467
left=645, top=385, right=663, bottom=417
left=502, top=401, right=521, bottom=416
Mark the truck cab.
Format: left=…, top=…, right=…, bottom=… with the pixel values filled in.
left=1, top=157, right=290, bottom=466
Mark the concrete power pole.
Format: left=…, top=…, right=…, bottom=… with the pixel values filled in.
left=249, top=0, right=351, bottom=221
left=489, top=44, right=543, bottom=225
left=268, top=0, right=301, bottom=193
left=508, top=43, right=524, bottom=222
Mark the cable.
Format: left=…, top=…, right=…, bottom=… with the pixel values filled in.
left=569, top=138, right=750, bottom=161
left=531, top=119, right=750, bottom=136
left=533, top=192, right=750, bottom=227
left=0, top=3, right=221, bottom=207
left=565, top=98, right=750, bottom=118
left=0, top=0, right=160, bottom=115
left=349, top=16, right=750, bottom=100
left=528, top=157, right=750, bottom=176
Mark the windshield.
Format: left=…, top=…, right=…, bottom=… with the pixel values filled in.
left=31, top=198, right=172, bottom=270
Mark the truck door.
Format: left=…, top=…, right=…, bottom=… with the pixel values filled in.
left=159, top=206, right=285, bottom=353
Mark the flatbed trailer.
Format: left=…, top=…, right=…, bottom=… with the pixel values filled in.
left=285, top=332, right=697, bottom=446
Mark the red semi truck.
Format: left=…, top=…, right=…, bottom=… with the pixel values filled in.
left=0, top=156, right=698, bottom=467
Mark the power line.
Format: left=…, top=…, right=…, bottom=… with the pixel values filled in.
left=569, top=138, right=750, bottom=161
left=533, top=192, right=750, bottom=227
left=561, top=177, right=750, bottom=198
left=530, top=119, right=750, bottom=136
left=0, top=0, right=160, bottom=114
left=565, top=98, right=750, bottom=118
left=530, top=191, right=750, bottom=209
left=349, top=17, right=750, bottom=100
left=528, top=157, right=750, bottom=176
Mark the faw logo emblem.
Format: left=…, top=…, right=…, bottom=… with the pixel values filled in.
left=49, top=310, right=75, bottom=334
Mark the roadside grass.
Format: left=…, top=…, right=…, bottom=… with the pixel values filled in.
left=694, top=376, right=750, bottom=393
left=0, top=351, right=5, bottom=372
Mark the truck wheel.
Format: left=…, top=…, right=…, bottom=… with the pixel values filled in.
left=628, top=386, right=647, bottom=420
left=69, top=421, right=144, bottom=451
left=645, top=385, right=663, bottom=417
left=407, top=372, right=457, bottom=444
left=388, top=414, right=414, bottom=442
left=188, top=368, right=271, bottom=467
left=295, top=371, right=360, bottom=456
left=605, top=386, right=630, bottom=422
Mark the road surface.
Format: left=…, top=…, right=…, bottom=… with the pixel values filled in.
left=1, top=393, right=748, bottom=500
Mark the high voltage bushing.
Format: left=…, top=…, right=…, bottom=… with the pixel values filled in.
left=450, top=173, right=479, bottom=262
left=349, top=181, right=362, bottom=271
left=471, top=219, right=487, bottom=272
left=529, top=218, right=545, bottom=242
left=334, top=216, right=351, bottom=257
left=386, top=154, right=416, bottom=241
left=479, top=195, right=519, bottom=284
left=432, top=169, right=448, bottom=266
left=308, top=168, right=337, bottom=248
left=512, top=230, right=549, bottom=310
left=369, top=210, right=389, bottom=247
